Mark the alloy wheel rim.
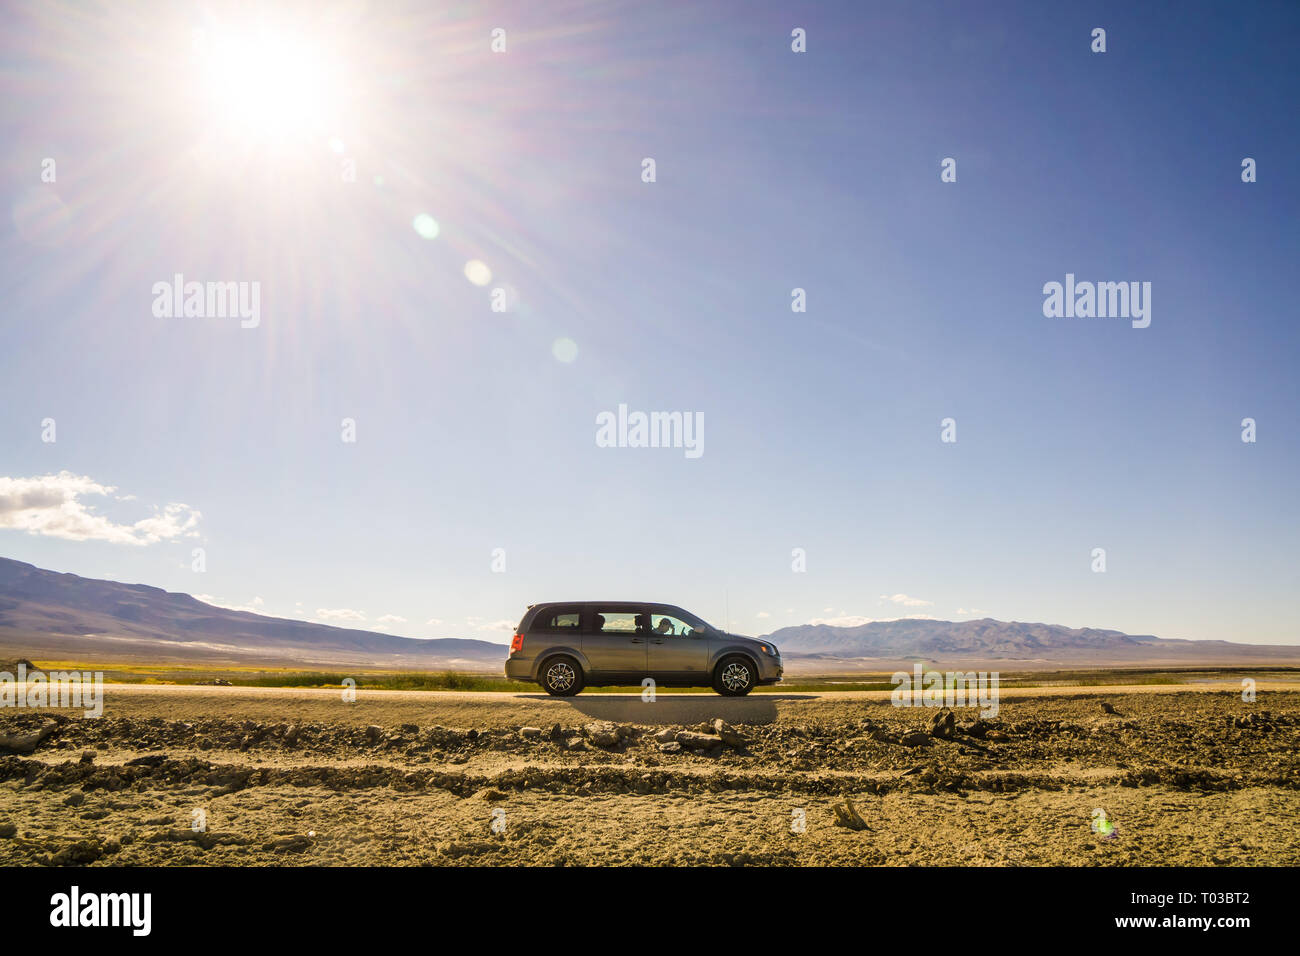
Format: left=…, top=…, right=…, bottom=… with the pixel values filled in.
left=721, top=662, right=751, bottom=691
left=547, top=662, right=575, bottom=691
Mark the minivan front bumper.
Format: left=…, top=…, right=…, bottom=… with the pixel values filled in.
left=757, top=657, right=783, bottom=684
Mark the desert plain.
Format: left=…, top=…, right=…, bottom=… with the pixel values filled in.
left=1, top=677, right=1298, bottom=866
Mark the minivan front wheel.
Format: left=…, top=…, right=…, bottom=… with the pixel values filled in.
left=713, top=656, right=755, bottom=697
left=541, top=656, right=584, bottom=697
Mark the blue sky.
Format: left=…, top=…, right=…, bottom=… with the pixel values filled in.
left=2, top=0, right=1297, bottom=646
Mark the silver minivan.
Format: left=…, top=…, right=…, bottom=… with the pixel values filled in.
left=504, top=601, right=783, bottom=697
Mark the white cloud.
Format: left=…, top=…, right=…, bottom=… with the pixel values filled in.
left=0, top=472, right=201, bottom=545
left=755, top=611, right=770, bottom=619
left=316, top=608, right=366, bottom=623
left=809, top=615, right=873, bottom=628
left=198, top=595, right=265, bottom=614
left=376, top=614, right=407, bottom=625
left=425, top=618, right=443, bottom=626
left=476, top=619, right=515, bottom=633
left=880, top=593, right=933, bottom=607
left=808, top=614, right=938, bottom=628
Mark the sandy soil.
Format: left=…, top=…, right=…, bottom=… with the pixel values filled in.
left=1, top=683, right=1297, bottom=866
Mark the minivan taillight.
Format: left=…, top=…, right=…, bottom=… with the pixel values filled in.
left=509, top=633, right=524, bottom=655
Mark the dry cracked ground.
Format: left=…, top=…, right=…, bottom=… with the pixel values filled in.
left=1, top=687, right=1297, bottom=866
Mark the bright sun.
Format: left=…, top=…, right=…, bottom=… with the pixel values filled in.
left=192, top=25, right=341, bottom=146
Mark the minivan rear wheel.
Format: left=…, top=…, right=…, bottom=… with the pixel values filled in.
left=541, top=655, right=584, bottom=697
left=712, top=656, right=755, bottom=697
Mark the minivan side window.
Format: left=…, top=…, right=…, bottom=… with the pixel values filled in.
left=533, top=608, right=582, bottom=631
left=591, top=611, right=646, bottom=634
left=650, top=613, right=699, bottom=637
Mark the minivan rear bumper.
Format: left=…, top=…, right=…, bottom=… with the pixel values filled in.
left=504, top=656, right=535, bottom=682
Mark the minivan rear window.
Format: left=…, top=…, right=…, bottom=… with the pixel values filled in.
left=532, top=608, right=581, bottom=631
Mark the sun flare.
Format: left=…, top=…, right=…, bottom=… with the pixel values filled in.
left=191, top=24, right=341, bottom=146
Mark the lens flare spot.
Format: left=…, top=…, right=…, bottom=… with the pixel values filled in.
left=464, top=260, right=492, bottom=286
left=412, top=213, right=439, bottom=239
left=552, top=338, right=578, bottom=363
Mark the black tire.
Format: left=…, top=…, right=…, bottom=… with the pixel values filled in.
left=712, top=655, right=756, bottom=697
left=540, top=655, right=584, bottom=697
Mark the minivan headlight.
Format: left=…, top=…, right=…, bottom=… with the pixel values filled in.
left=759, top=643, right=779, bottom=658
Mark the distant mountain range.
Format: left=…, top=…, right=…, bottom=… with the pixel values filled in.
left=1, top=556, right=1295, bottom=672
left=0, top=557, right=507, bottom=669
left=761, top=618, right=1300, bottom=667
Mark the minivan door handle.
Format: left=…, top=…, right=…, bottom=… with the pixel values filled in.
left=630, top=638, right=645, bottom=644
